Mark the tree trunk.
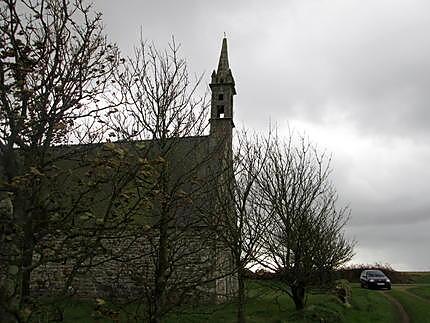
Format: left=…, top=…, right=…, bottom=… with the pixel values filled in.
left=149, top=312, right=162, bottom=323
left=291, top=285, right=305, bottom=310
left=0, top=192, right=29, bottom=319
left=237, top=268, right=246, bottom=323
left=151, top=232, right=167, bottom=323
left=20, top=216, right=34, bottom=305
left=150, top=167, right=169, bottom=323
left=150, top=212, right=168, bottom=323
left=1, top=149, right=27, bottom=313
left=0, top=193, right=20, bottom=323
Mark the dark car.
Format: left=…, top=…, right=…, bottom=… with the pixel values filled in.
left=360, top=270, right=391, bottom=289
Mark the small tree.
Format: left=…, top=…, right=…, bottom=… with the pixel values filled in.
left=0, top=0, right=130, bottom=319
left=105, top=38, right=225, bottom=323
left=256, top=132, right=354, bottom=310
left=211, top=130, right=270, bottom=323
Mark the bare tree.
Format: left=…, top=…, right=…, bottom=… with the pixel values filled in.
left=0, top=0, right=128, bottom=319
left=255, top=132, right=354, bottom=310
left=103, top=38, right=229, bottom=323
left=0, top=2, right=250, bottom=321
left=210, top=130, right=270, bottom=323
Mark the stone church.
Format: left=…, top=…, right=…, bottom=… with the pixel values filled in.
left=0, top=38, right=239, bottom=304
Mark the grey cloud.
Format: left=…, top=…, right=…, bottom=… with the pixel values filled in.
left=94, top=0, right=430, bottom=270
left=349, top=221, right=430, bottom=270
left=350, top=205, right=430, bottom=227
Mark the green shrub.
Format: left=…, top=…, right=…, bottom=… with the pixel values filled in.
left=333, top=279, right=352, bottom=305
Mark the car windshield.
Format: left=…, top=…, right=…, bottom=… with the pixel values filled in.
left=367, top=271, right=385, bottom=277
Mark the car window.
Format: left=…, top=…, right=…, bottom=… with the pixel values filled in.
left=367, top=271, right=385, bottom=277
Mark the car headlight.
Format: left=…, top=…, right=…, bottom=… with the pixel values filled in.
left=369, top=279, right=375, bottom=282
left=386, top=279, right=390, bottom=283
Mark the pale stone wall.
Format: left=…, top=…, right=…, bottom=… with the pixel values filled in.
left=28, top=229, right=236, bottom=303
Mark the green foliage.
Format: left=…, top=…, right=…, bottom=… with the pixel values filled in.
left=288, top=304, right=344, bottom=322
left=333, top=279, right=352, bottom=305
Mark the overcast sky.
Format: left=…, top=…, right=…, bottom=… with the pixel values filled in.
left=93, top=0, right=430, bottom=271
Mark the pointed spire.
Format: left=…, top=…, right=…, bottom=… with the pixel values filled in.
left=217, top=37, right=230, bottom=73
left=212, top=37, right=235, bottom=87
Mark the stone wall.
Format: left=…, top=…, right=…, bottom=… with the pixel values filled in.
left=28, top=228, right=237, bottom=304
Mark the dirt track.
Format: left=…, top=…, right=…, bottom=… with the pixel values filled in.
left=382, top=291, right=410, bottom=323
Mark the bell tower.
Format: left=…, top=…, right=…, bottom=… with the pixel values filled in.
left=208, top=38, right=238, bottom=301
left=210, top=37, right=236, bottom=137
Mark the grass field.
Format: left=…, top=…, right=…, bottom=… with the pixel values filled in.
left=27, top=272, right=430, bottom=322
left=384, top=272, right=430, bottom=323
left=408, top=272, right=430, bottom=284
left=389, top=288, right=430, bottom=323
left=407, top=285, right=430, bottom=301
left=30, top=281, right=400, bottom=323
left=342, top=286, right=397, bottom=323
